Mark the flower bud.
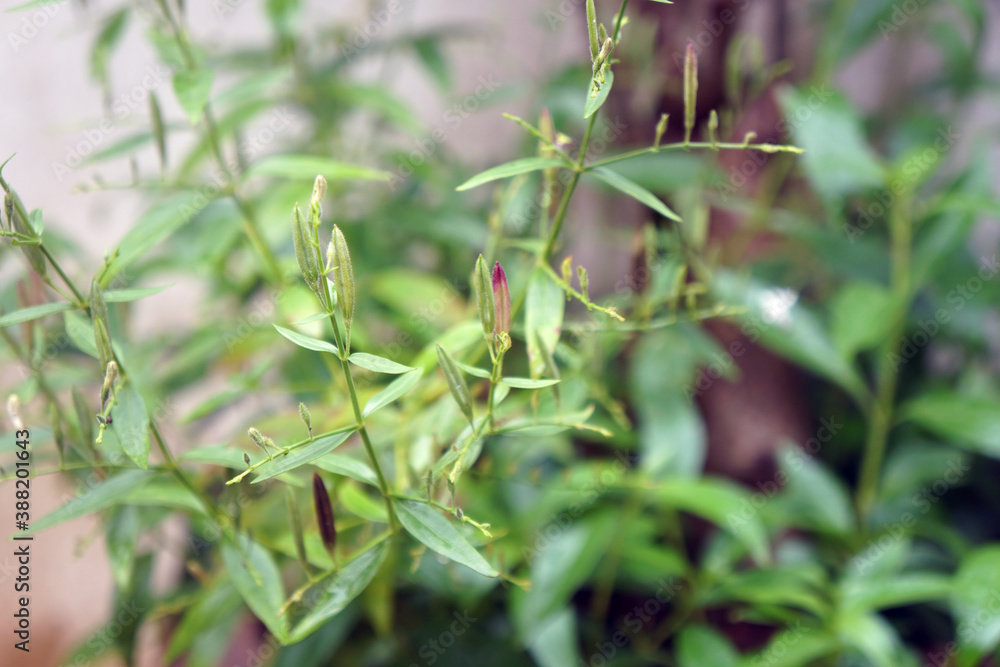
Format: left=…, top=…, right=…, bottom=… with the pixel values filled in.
left=683, top=41, right=698, bottom=144
left=243, top=452, right=251, bottom=467
left=329, top=225, right=355, bottom=348
left=492, top=262, right=510, bottom=337
left=100, top=360, right=118, bottom=412
left=299, top=402, right=312, bottom=437
left=473, top=254, right=494, bottom=338
left=654, top=113, right=669, bottom=150
left=436, top=344, right=473, bottom=425
left=708, top=109, right=719, bottom=147
left=312, top=473, right=337, bottom=560
left=248, top=427, right=276, bottom=460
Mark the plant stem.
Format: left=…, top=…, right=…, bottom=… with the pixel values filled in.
left=326, top=311, right=398, bottom=529
left=586, top=141, right=804, bottom=170
left=856, top=195, right=911, bottom=522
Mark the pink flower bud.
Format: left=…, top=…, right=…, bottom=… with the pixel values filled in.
left=492, top=262, right=510, bottom=336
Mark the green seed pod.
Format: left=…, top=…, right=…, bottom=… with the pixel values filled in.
left=708, top=109, right=719, bottom=147
left=330, top=225, right=355, bottom=348
left=312, top=473, right=337, bottom=560
left=286, top=487, right=309, bottom=571
left=94, top=318, right=114, bottom=374
left=577, top=265, right=590, bottom=300
left=149, top=92, right=166, bottom=168
left=586, top=0, right=599, bottom=61
left=561, top=256, right=573, bottom=286
left=473, top=254, right=494, bottom=338
left=654, top=113, right=669, bottom=150
left=492, top=262, right=511, bottom=337
left=292, top=204, right=320, bottom=294
left=72, top=387, right=94, bottom=448
left=683, top=41, right=698, bottom=144
left=299, top=402, right=312, bottom=437
left=100, top=360, right=118, bottom=412
left=436, top=344, right=473, bottom=425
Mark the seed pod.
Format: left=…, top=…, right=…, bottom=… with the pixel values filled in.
left=6, top=395, right=23, bottom=431
left=243, top=452, right=251, bottom=467
left=594, top=37, right=614, bottom=74
left=286, top=487, right=309, bottom=571
left=561, top=256, right=573, bottom=287
left=654, top=113, right=669, bottom=150
left=683, top=42, right=698, bottom=144
left=492, top=262, right=510, bottom=337
left=298, top=402, right=312, bottom=437
left=149, top=92, right=166, bottom=168
left=473, top=254, right=494, bottom=338
left=436, top=344, right=473, bottom=425
left=72, top=387, right=94, bottom=448
left=585, top=0, right=599, bottom=61
left=577, top=265, right=590, bottom=300
left=329, top=225, right=355, bottom=347
left=708, top=110, right=719, bottom=147
left=312, top=473, right=337, bottom=560
left=100, top=360, right=118, bottom=412
left=292, top=204, right=320, bottom=294
left=94, top=318, right=114, bottom=374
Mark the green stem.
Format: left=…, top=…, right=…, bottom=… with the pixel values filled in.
left=326, top=310, right=398, bottom=529
left=586, top=141, right=803, bottom=170
left=856, top=195, right=911, bottom=522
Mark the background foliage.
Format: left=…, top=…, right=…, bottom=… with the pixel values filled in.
left=2, top=0, right=999, bottom=666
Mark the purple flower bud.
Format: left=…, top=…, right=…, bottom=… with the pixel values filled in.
left=492, top=262, right=510, bottom=336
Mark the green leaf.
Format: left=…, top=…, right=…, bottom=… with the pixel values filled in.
left=654, top=478, right=770, bottom=564
left=25, top=470, right=155, bottom=535
left=273, top=325, right=339, bottom=355
left=338, top=484, right=387, bottom=523
left=454, top=360, right=492, bottom=379
left=251, top=428, right=356, bottom=484
left=830, top=281, right=893, bottom=358
left=526, top=609, right=583, bottom=667
left=525, top=268, right=564, bottom=378
left=589, top=167, right=682, bottom=222
left=248, top=154, right=390, bottom=183
left=952, top=545, right=1000, bottom=662
left=288, top=540, right=389, bottom=643
left=741, top=626, right=837, bottom=667
left=362, top=370, right=422, bottom=418
left=101, top=191, right=206, bottom=287
left=103, top=285, right=172, bottom=303
left=775, top=445, right=855, bottom=535
left=348, top=352, right=414, bottom=374
left=900, top=392, right=1000, bottom=458
left=220, top=535, right=288, bottom=642
left=173, top=69, right=214, bottom=125
left=112, top=383, right=151, bottom=469
left=393, top=499, right=498, bottom=578
left=584, top=69, right=614, bottom=119
left=64, top=311, right=98, bottom=358
left=842, top=573, right=952, bottom=614
left=91, top=8, right=128, bottom=84
left=291, top=312, right=330, bottom=325
left=0, top=302, right=73, bottom=328
left=677, top=625, right=741, bottom=667
left=166, top=582, right=242, bottom=663
left=312, top=454, right=378, bottom=487
left=500, top=377, right=560, bottom=389
left=456, top=157, right=566, bottom=191
left=105, top=506, right=140, bottom=591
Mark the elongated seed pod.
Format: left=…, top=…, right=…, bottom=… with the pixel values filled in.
left=292, top=204, right=320, bottom=293
left=654, top=113, right=669, bottom=150
left=585, top=0, right=599, bottom=61
left=683, top=42, right=698, bottom=144
left=473, top=254, right=494, bottom=338
left=436, top=344, right=473, bottom=425
left=100, top=360, right=118, bottom=412
left=330, top=225, right=355, bottom=348
left=312, top=473, right=337, bottom=560
left=299, top=402, right=312, bottom=437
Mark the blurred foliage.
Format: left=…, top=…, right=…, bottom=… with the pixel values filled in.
left=2, top=0, right=1000, bottom=666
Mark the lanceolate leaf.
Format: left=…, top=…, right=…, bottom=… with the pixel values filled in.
left=288, top=539, right=390, bottom=643
left=25, top=470, right=156, bottom=535
left=500, top=377, right=560, bottom=389
left=113, top=383, right=151, bottom=469
left=589, top=167, right=682, bottom=222
left=173, top=68, right=214, bottom=125
left=220, top=536, right=288, bottom=642
left=362, top=370, right=422, bottom=418
left=248, top=154, right=390, bottom=183
left=251, top=428, right=356, bottom=484
left=103, top=285, right=172, bottom=303
left=0, top=302, right=73, bottom=328
left=274, top=325, right=340, bottom=355
left=348, top=352, right=414, bottom=374
left=393, top=499, right=498, bottom=578
left=456, top=157, right=567, bottom=192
